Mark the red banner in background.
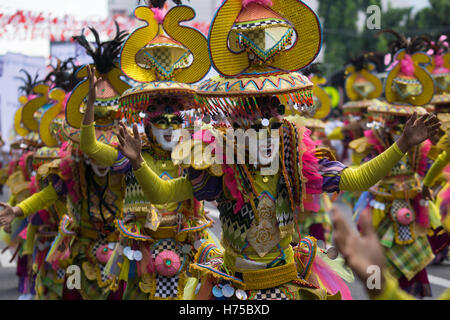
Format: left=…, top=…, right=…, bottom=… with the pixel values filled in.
left=0, top=10, right=210, bottom=41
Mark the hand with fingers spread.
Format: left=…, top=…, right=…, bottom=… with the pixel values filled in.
left=0, top=202, right=23, bottom=227
left=118, top=122, right=144, bottom=170
left=396, top=113, right=441, bottom=153
left=330, top=207, right=385, bottom=296
left=83, top=65, right=102, bottom=126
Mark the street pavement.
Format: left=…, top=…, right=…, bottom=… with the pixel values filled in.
left=0, top=190, right=449, bottom=300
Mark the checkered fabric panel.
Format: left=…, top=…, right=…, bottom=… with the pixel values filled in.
left=155, top=274, right=179, bottom=299
left=145, top=48, right=172, bottom=71
left=83, top=97, right=119, bottom=107
left=152, top=239, right=177, bottom=259
left=243, top=29, right=266, bottom=49
left=251, top=288, right=288, bottom=300
left=57, top=269, right=65, bottom=280
left=233, top=19, right=287, bottom=30
left=91, top=239, right=106, bottom=258
left=398, top=225, right=413, bottom=241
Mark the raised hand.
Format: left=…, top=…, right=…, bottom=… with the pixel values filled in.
left=330, top=207, right=385, bottom=295
left=397, top=113, right=441, bottom=153
left=117, top=122, right=143, bottom=170
left=0, top=202, right=23, bottom=227
left=83, top=65, right=101, bottom=126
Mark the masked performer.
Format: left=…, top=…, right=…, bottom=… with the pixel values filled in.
left=79, top=6, right=213, bottom=300
left=352, top=30, right=440, bottom=298
left=1, top=71, right=45, bottom=299
left=0, top=24, right=130, bottom=300
left=115, top=0, right=440, bottom=300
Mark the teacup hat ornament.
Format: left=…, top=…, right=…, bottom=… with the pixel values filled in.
left=118, top=4, right=211, bottom=123
left=343, top=53, right=383, bottom=118
left=425, top=35, right=450, bottom=111
left=369, top=30, right=434, bottom=117
left=196, top=0, right=321, bottom=128
left=14, top=70, right=41, bottom=139
left=64, top=23, right=130, bottom=147
left=302, top=63, right=332, bottom=120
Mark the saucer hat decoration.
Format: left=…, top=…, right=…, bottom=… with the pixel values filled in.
left=119, top=4, right=211, bottom=123
left=302, top=63, right=331, bottom=119
left=382, top=30, right=434, bottom=107
left=14, top=70, right=41, bottom=138
left=368, top=30, right=434, bottom=117
left=65, top=22, right=130, bottom=130
left=425, top=35, right=450, bottom=106
left=40, top=58, right=80, bottom=148
left=342, top=53, right=383, bottom=115
left=64, top=23, right=130, bottom=146
left=196, top=0, right=322, bottom=123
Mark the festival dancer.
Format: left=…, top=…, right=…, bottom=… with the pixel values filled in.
left=115, top=0, right=440, bottom=300
left=80, top=5, right=213, bottom=300
left=0, top=71, right=45, bottom=300
left=24, top=58, right=81, bottom=300
left=353, top=30, right=440, bottom=298
left=328, top=53, right=384, bottom=166
left=0, top=24, right=130, bottom=300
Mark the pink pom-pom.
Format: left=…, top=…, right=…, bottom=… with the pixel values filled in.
left=151, top=8, right=165, bottom=24
left=399, top=54, right=415, bottom=77
left=155, top=250, right=180, bottom=277
left=242, top=0, right=273, bottom=8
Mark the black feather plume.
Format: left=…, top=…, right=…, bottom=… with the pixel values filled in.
left=15, top=70, right=42, bottom=96
left=72, top=21, right=128, bottom=74
left=44, top=57, right=80, bottom=92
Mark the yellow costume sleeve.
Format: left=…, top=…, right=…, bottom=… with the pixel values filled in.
left=133, top=162, right=194, bottom=204
left=80, top=123, right=118, bottom=167
left=423, top=151, right=450, bottom=187
left=340, top=143, right=405, bottom=192
left=17, top=184, right=59, bottom=218
left=327, top=127, right=344, bottom=140
left=374, top=271, right=450, bottom=300
left=374, top=271, right=416, bottom=300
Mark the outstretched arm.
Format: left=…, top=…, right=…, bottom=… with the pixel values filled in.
left=340, top=113, right=441, bottom=192
left=117, top=121, right=194, bottom=204
left=80, top=65, right=118, bottom=167
left=0, top=184, right=59, bottom=226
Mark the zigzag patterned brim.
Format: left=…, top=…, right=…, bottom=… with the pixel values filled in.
left=368, top=100, right=428, bottom=116
left=432, top=93, right=450, bottom=105
left=342, top=100, right=376, bottom=110
left=195, top=72, right=314, bottom=117
left=119, top=81, right=197, bottom=122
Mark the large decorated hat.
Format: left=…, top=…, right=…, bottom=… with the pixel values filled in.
left=195, top=0, right=321, bottom=124
left=425, top=35, right=450, bottom=109
left=64, top=23, right=130, bottom=145
left=302, top=63, right=331, bottom=119
left=118, top=5, right=211, bottom=123
left=377, top=30, right=435, bottom=116
left=342, top=53, right=383, bottom=115
left=39, top=58, right=81, bottom=148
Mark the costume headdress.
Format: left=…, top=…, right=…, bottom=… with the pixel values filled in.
left=302, top=63, right=331, bottom=119
left=40, top=58, right=80, bottom=148
left=342, top=53, right=383, bottom=117
left=20, top=77, right=48, bottom=149
left=195, top=0, right=321, bottom=126
left=118, top=5, right=211, bottom=123
left=369, top=30, right=433, bottom=117
left=425, top=34, right=450, bottom=108
left=14, top=70, right=41, bottom=138
left=64, top=22, right=130, bottom=146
